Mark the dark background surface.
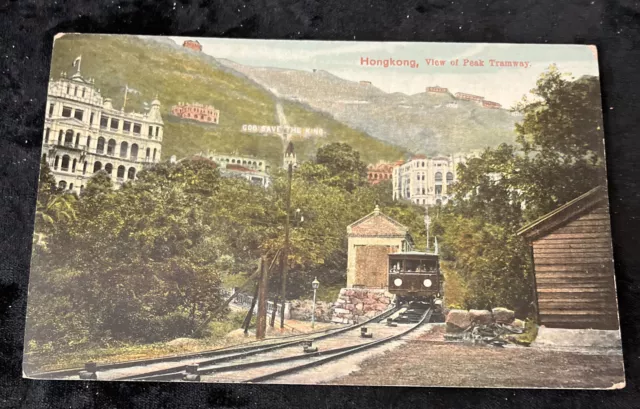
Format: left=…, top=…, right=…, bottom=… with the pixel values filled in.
left=0, top=0, right=638, bottom=407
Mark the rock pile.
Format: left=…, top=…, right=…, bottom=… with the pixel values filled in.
left=330, top=288, right=393, bottom=324
left=289, top=299, right=333, bottom=323
left=445, top=308, right=525, bottom=347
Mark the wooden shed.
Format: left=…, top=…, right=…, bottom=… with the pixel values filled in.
left=517, top=186, right=619, bottom=330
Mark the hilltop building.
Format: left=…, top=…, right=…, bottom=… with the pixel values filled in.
left=392, top=154, right=468, bottom=206
left=445, top=102, right=459, bottom=109
left=427, top=86, right=448, bottom=93
left=359, top=80, right=372, bottom=86
left=182, top=40, right=202, bottom=52
left=42, top=60, right=163, bottom=194
left=482, top=100, right=502, bottom=109
left=171, top=102, right=220, bottom=124
left=367, top=162, right=397, bottom=185
left=454, top=92, right=485, bottom=103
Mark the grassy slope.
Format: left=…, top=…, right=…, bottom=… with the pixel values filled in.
left=49, top=35, right=406, bottom=166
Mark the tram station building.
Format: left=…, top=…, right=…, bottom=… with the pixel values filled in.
left=41, top=62, right=164, bottom=194
left=346, top=206, right=414, bottom=289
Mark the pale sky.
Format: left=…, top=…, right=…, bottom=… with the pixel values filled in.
left=170, top=37, right=599, bottom=108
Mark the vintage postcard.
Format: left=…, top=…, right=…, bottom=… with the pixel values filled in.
left=24, top=34, right=624, bottom=389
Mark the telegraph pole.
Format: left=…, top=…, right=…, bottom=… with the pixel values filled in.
left=279, top=161, right=293, bottom=329
left=256, top=257, right=268, bottom=339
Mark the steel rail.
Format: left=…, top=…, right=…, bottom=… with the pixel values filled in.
left=245, top=307, right=432, bottom=383
left=29, top=305, right=399, bottom=380
left=109, top=305, right=400, bottom=381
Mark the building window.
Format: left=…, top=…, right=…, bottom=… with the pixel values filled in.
left=446, top=172, right=454, bottom=184
left=82, top=88, right=86, bottom=98
left=61, top=155, right=70, bottom=171
left=72, top=158, right=77, bottom=173
left=435, top=185, right=442, bottom=195
left=127, top=167, right=136, bottom=180
left=66, top=84, right=70, bottom=94
left=86, top=135, right=91, bottom=150
left=74, top=109, right=84, bottom=121
left=435, top=172, right=443, bottom=183
left=64, top=130, right=74, bottom=146
left=42, top=153, right=47, bottom=163
left=133, top=123, right=141, bottom=134
left=148, top=126, right=153, bottom=137
left=57, top=130, right=63, bottom=145
left=83, top=161, right=87, bottom=175
left=75, top=133, right=80, bottom=148
left=93, top=161, right=102, bottom=173
left=44, top=128, right=50, bottom=143
left=105, top=163, right=113, bottom=175
left=62, top=106, right=72, bottom=117
left=100, top=116, right=109, bottom=129
left=73, top=86, right=77, bottom=96
left=90, top=113, right=94, bottom=125
left=153, top=148, right=157, bottom=161
left=130, top=144, right=138, bottom=161
left=117, top=165, right=126, bottom=179
left=123, top=121, right=131, bottom=132
left=107, top=139, right=116, bottom=156
left=155, top=127, right=159, bottom=137
left=54, top=155, right=59, bottom=170
left=97, top=137, right=105, bottom=154
left=59, top=180, right=67, bottom=190
left=110, top=118, right=119, bottom=131
left=145, top=148, right=150, bottom=159
left=120, top=141, right=128, bottom=158
left=48, top=103, right=54, bottom=117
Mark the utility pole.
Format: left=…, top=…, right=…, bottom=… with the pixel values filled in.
left=280, top=161, right=293, bottom=329
left=256, top=257, right=268, bottom=339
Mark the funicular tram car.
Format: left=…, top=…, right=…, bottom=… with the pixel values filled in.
left=388, top=251, right=442, bottom=306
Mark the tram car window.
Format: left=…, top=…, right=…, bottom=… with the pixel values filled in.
left=388, top=251, right=441, bottom=305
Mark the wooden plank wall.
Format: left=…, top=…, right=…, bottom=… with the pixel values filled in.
left=532, top=205, right=619, bottom=330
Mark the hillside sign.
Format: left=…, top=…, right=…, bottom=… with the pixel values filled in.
left=241, top=124, right=325, bottom=138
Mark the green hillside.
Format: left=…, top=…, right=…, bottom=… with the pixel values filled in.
left=49, top=35, right=406, bottom=166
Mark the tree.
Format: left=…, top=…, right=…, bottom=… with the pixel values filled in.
left=315, top=142, right=368, bottom=192
left=436, top=67, right=607, bottom=314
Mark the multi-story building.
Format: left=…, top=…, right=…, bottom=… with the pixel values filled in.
left=182, top=40, right=202, bottom=52
left=195, top=151, right=271, bottom=188
left=392, top=154, right=468, bottom=206
left=171, top=102, right=220, bottom=124
left=41, top=62, right=163, bottom=194
left=366, top=162, right=398, bottom=185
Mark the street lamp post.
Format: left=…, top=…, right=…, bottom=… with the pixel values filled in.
left=311, top=277, right=320, bottom=329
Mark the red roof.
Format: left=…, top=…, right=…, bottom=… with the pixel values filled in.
left=412, top=154, right=427, bottom=160
left=226, top=164, right=256, bottom=173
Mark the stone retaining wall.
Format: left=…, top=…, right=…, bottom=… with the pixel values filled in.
left=331, top=288, right=394, bottom=324
left=288, top=299, right=333, bottom=323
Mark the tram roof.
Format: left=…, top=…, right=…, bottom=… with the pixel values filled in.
left=389, top=251, right=439, bottom=258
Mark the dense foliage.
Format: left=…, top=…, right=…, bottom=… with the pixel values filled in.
left=26, top=144, right=424, bottom=352
left=433, top=67, right=607, bottom=315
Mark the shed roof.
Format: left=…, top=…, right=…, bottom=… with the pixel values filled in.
left=517, top=186, right=609, bottom=240
left=347, top=205, right=413, bottom=241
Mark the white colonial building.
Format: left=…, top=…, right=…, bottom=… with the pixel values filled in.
left=392, top=154, right=468, bottom=206
left=195, top=151, right=271, bottom=188
left=41, top=62, right=163, bottom=194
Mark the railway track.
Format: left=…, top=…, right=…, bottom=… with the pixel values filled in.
left=124, top=306, right=433, bottom=383
left=28, top=305, right=402, bottom=381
